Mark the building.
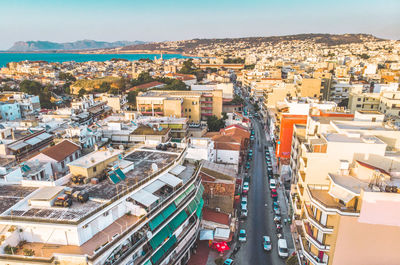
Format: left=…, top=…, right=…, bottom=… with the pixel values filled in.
left=32, top=140, right=81, bottom=175
left=0, top=147, right=204, bottom=265
left=101, top=94, right=128, bottom=113
left=298, top=78, right=322, bottom=98
left=136, top=90, right=223, bottom=123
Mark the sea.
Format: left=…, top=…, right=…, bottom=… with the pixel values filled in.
left=0, top=53, right=192, bottom=67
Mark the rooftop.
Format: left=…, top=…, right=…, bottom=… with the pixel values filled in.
left=40, top=140, right=80, bottom=162
left=68, top=149, right=123, bottom=169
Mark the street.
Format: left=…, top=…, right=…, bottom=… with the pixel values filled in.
left=234, top=103, right=294, bottom=265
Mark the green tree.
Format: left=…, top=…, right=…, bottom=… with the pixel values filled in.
left=58, top=72, right=76, bottom=82
left=253, top=103, right=260, bottom=112
left=20, top=80, right=42, bottom=95
left=179, top=59, right=196, bottom=74
left=207, top=115, right=226, bottom=132
left=127, top=90, right=138, bottom=107
left=286, top=255, right=299, bottom=265
left=78, top=88, right=87, bottom=97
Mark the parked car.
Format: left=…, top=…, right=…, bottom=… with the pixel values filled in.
left=278, top=239, right=289, bottom=258
left=265, top=156, right=271, bottom=162
left=224, top=259, right=234, bottom=265
left=241, top=205, right=248, bottom=218
left=269, top=179, right=277, bottom=190
left=239, top=229, right=247, bottom=242
left=243, top=182, right=249, bottom=193
left=241, top=197, right=248, bottom=207
left=274, top=207, right=281, bottom=215
left=263, top=236, right=272, bottom=251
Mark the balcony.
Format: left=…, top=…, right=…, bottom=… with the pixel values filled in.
left=299, top=236, right=328, bottom=265
left=307, top=185, right=359, bottom=216
left=200, top=101, right=213, bottom=104
left=304, top=204, right=334, bottom=234
left=298, top=170, right=306, bottom=183
left=302, top=220, right=330, bottom=251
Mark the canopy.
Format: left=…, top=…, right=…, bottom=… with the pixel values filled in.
left=131, top=190, right=159, bottom=207
left=199, top=229, right=214, bottom=240
left=213, top=241, right=230, bottom=252
left=159, top=173, right=183, bottom=188
left=169, top=165, right=186, bottom=176
left=328, top=185, right=355, bottom=204
left=144, top=180, right=165, bottom=193
left=214, top=228, right=230, bottom=241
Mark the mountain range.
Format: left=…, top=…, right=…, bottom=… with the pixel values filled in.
left=8, top=40, right=146, bottom=52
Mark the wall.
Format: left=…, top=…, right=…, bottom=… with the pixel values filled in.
left=276, top=115, right=307, bottom=159
left=164, top=99, right=182, bottom=118
left=300, top=78, right=321, bottom=98
left=182, top=97, right=200, bottom=123
left=331, top=215, right=400, bottom=265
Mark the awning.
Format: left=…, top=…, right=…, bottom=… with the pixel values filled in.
left=196, top=198, right=204, bottom=218
left=115, top=168, right=126, bottom=181
left=36, top=132, right=53, bottom=140
left=199, top=229, right=214, bottom=240
left=131, top=190, right=159, bottom=207
left=150, top=225, right=171, bottom=250
left=161, top=203, right=177, bottom=220
left=161, top=235, right=177, bottom=253
left=8, top=142, right=29, bottom=151
left=144, top=180, right=166, bottom=193
left=214, top=228, right=230, bottom=241
left=149, top=213, right=164, bottom=231
left=169, top=210, right=188, bottom=231
left=169, top=165, right=186, bottom=176
left=159, top=173, right=183, bottom=188
left=328, top=185, right=355, bottom=203
left=25, top=137, right=42, bottom=146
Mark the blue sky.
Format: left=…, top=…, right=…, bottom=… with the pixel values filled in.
left=0, top=0, right=399, bottom=50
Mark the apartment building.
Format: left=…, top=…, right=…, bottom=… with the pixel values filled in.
left=0, top=146, right=204, bottom=265
left=136, top=90, right=223, bottom=123
left=348, top=91, right=400, bottom=118
left=289, top=112, right=400, bottom=265
left=298, top=78, right=322, bottom=98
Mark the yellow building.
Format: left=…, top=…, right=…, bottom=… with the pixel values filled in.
left=68, top=149, right=122, bottom=178
left=299, top=78, right=322, bottom=98
left=136, top=90, right=223, bottom=123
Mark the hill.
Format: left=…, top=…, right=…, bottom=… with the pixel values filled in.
left=8, top=40, right=146, bottom=52
left=119, top=33, right=385, bottom=53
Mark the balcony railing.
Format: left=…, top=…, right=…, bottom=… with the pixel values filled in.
left=299, top=236, right=328, bottom=265
left=304, top=204, right=334, bottom=234
left=302, top=220, right=330, bottom=251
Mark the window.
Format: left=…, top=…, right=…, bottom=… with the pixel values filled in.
left=75, top=153, right=78, bottom=160
left=185, top=108, right=187, bottom=112
left=93, top=166, right=97, bottom=172
left=356, top=104, right=361, bottom=108
left=189, top=115, right=191, bottom=119
left=61, top=161, right=65, bottom=168
left=69, top=155, right=73, bottom=162
left=189, top=109, right=191, bottom=112
left=357, top=98, right=361, bottom=101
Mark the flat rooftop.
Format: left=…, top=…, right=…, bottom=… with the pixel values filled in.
left=323, top=133, right=385, bottom=145
left=68, top=149, right=123, bottom=169
left=0, top=148, right=182, bottom=223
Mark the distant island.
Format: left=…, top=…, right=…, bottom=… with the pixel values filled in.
left=7, top=40, right=147, bottom=52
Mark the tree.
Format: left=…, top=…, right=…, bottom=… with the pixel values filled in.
left=58, top=72, right=76, bottom=82
left=207, top=115, right=226, bottom=132
left=179, top=59, right=196, bottom=74
left=20, top=80, right=42, bottom=95
left=78, top=88, right=87, bottom=97
left=286, top=255, right=299, bottom=265
left=231, top=95, right=245, bottom=105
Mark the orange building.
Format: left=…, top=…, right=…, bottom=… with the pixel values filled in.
left=276, top=114, right=307, bottom=159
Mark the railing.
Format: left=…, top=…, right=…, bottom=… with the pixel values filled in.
left=307, top=185, right=359, bottom=215
left=302, top=220, right=330, bottom=251
left=299, top=236, right=328, bottom=265
left=304, top=204, right=334, bottom=233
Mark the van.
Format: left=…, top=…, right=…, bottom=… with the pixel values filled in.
left=278, top=239, right=289, bottom=258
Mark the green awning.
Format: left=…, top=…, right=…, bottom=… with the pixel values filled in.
left=161, top=203, right=177, bottom=220
left=195, top=188, right=203, bottom=203
left=169, top=210, right=188, bottom=231
left=196, top=198, right=204, bottom=218
left=186, top=199, right=198, bottom=214
left=185, top=184, right=195, bottom=196
left=115, top=168, right=126, bottom=180
left=149, top=213, right=164, bottom=231
left=162, top=235, right=177, bottom=253
left=151, top=247, right=165, bottom=264
left=143, top=260, right=152, bottom=265
left=150, top=225, right=171, bottom=250
left=174, top=192, right=186, bottom=206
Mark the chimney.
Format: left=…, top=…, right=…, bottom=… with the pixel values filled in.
left=339, top=160, right=350, bottom=175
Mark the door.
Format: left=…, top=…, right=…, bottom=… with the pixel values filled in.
left=320, top=212, right=327, bottom=226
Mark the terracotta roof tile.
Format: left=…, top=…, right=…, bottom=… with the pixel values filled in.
left=41, top=140, right=80, bottom=162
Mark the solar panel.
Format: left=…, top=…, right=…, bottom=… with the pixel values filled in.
left=109, top=173, right=121, bottom=184
left=115, top=168, right=126, bottom=181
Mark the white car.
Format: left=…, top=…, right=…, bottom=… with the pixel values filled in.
left=263, top=236, right=272, bottom=251
left=269, top=179, right=277, bottom=190
left=243, top=182, right=249, bottom=192
left=238, top=229, right=247, bottom=242
left=241, top=197, right=248, bottom=206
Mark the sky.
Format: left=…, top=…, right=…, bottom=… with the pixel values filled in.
left=0, top=0, right=399, bottom=50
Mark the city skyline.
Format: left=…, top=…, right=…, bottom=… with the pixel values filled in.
left=1, top=0, right=399, bottom=50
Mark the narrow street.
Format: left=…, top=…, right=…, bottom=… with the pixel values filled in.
left=235, top=101, right=293, bottom=265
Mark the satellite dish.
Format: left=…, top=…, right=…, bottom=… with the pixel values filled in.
left=146, top=231, right=153, bottom=239
left=151, top=163, right=158, bottom=172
